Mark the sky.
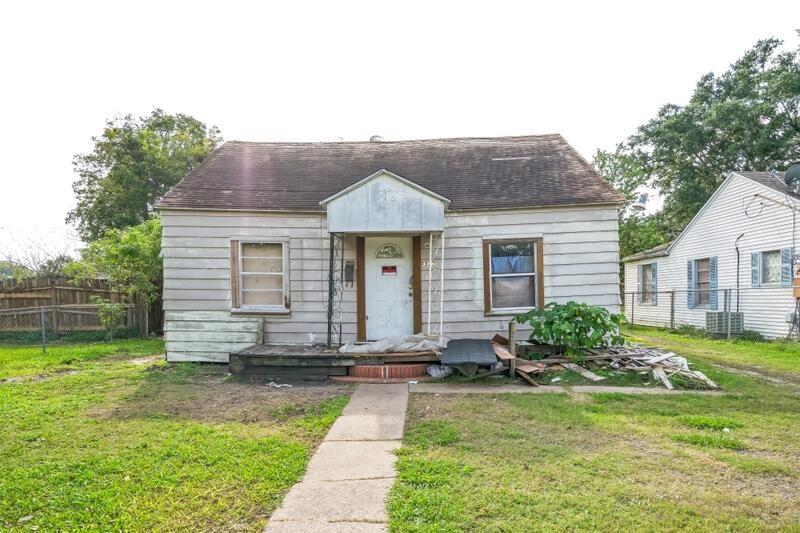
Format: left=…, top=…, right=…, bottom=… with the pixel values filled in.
left=1, top=0, right=798, bottom=260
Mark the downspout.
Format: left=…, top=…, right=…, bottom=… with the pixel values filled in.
left=735, top=233, right=744, bottom=312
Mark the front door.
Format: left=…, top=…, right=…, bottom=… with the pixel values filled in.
left=365, top=237, right=413, bottom=340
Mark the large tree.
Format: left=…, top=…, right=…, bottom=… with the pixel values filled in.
left=67, top=109, right=221, bottom=241
left=596, top=37, right=800, bottom=255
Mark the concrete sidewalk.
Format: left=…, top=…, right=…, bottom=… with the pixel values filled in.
left=265, top=383, right=408, bottom=532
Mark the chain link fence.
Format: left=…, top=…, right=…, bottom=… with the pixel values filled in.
left=623, top=286, right=799, bottom=340
left=0, top=304, right=145, bottom=348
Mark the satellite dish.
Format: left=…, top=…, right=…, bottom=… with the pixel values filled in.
left=785, top=163, right=800, bottom=188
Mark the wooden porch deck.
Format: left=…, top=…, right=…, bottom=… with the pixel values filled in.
left=229, top=344, right=439, bottom=380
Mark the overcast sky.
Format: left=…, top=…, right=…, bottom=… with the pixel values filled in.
left=1, top=0, right=798, bottom=258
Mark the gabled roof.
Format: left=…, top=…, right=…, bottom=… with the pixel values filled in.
left=621, top=242, right=672, bottom=263
left=157, top=135, right=624, bottom=212
left=319, top=169, right=450, bottom=206
left=622, top=170, right=799, bottom=263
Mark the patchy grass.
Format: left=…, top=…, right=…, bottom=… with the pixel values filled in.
left=389, top=328, right=800, bottom=532
left=0, top=338, right=165, bottom=378
left=672, top=433, right=747, bottom=450
left=0, top=342, right=351, bottom=531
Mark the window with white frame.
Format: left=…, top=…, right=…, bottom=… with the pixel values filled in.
left=233, top=241, right=289, bottom=311
left=694, top=257, right=711, bottom=306
left=640, top=263, right=655, bottom=304
left=484, top=240, right=541, bottom=312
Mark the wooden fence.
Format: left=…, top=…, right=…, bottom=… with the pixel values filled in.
left=0, top=276, right=127, bottom=309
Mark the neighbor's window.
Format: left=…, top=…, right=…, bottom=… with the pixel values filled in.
left=641, top=263, right=654, bottom=304
left=484, top=240, right=541, bottom=312
left=695, top=258, right=710, bottom=306
left=760, top=250, right=781, bottom=285
left=233, top=241, right=289, bottom=311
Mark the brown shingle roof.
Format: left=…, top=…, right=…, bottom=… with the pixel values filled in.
left=158, top=135, right=623, bottom=211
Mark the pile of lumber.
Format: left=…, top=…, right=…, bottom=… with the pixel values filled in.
left=490, top=337, right=718, bottom=390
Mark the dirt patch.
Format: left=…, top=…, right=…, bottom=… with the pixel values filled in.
left=129, top=354, right=164, bottom=366
left=0, top=369, right=80, bottom=386
left=101, top=367, right=353, bottom=425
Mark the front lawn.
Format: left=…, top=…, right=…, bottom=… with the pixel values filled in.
left=0, top=340, right=352, bottom=531
left=389, top=327, right=800, bottom=531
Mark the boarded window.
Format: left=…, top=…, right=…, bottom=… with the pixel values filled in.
left=232, top=241, right=289, bottom=311
left=484, top=240, right=542, bottom=312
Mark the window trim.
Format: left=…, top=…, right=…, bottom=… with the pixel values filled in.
left=230, top=238, right=290, bottom=315
left=482, top=237, right=544, bottom=316
left=691, top=257, right=711, bottom=308
left=759, top=249, right=782, bottom=286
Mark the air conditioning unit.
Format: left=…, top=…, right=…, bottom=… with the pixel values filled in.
left=706, top=311, right=744, bottom=336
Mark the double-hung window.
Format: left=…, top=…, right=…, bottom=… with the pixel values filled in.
left=694, top=258, right=710, bottom=306
left=483, top=239, right=542, bottom=313
left=639, top=263, right=656, bottom=304
left=231, top=240, right=290, bottom=313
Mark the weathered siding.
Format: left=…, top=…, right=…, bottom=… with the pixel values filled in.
left=162, top=204, right=621, bottom=361
left=624, top=174, right=796, bottom=338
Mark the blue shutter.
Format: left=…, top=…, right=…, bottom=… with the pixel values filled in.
left=781, top=247, right=793, bottom=287
left=687, top=260, right=695, bottom=309
left=709, top=256, right=718, bottom=310
left=751, top=252, right=761, bottom=287
left=636, top=265, right=643, bottom=304
left=651, top=263, right=658, bottom=306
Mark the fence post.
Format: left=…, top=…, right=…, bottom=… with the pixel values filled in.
left=726, top=288, right=732, bottom=340
left=630, top=292, right=635, bottom=326
left=39, top=306, right=46, bottom=353
left=670, top=290, right=675, bottom=329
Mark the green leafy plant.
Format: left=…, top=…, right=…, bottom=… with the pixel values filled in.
left=91, top=296, right=127, bottom=341
left=515, top=301, right=625, bottom=360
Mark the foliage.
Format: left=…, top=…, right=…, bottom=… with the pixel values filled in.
left=671, top=433, right=746, bottom=450
left=595, top=38, right=800, bottom=252
left=90, top=296, right=128, bottom=340
left=737, top=329, right=766, bottom=343
left=672, top=323, right=708, bottom=338
left=515, top=301, right=625, bottom=359
left=678, top=415, right=742, bottom=430
left=67, top=108, right=221, bottom=241
left=65, top=219, right=162, bottom=304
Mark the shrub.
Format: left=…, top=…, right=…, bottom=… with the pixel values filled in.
left=737, top=330, right=766, bottom=343
left=672, top=323, right=707, bottom=338
left=515, top=301, right=624, bottom=359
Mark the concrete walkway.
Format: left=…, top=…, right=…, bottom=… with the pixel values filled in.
left=265, top=383, right=408, bottom=532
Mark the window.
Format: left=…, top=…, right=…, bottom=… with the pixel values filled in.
left=695, top=258, right=710, bottom=306
left=640, top=263, right=655, bottom=304
left=483, top=239, right=542, bottom=312
left=760, top=250, right=781, bottom=285
left=231, top=241, right=289, bottom=312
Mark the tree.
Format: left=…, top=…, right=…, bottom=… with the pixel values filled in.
left=597, top=37, right=800, bottom=251
left=67, top=109, right=221, bottom=241
left=65, top=218, right=163, bottom=331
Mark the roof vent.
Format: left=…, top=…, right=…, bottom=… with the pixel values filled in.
left=369, top=135, right=384, bottom=142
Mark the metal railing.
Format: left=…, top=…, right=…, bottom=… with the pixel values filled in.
left=623, top=286, right=799, bottom=340
left=0, top=304, right=144, bottom=348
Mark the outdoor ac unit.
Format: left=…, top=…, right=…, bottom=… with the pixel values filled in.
left=705, top=311, right=744, bottom=336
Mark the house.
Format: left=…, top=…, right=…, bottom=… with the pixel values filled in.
left=623, top=171, right=798, bottom=338
left=157, top=135, right=624, bottom=362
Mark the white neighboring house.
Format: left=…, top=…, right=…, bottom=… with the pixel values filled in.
left=623, top=171, right=798, bottom=339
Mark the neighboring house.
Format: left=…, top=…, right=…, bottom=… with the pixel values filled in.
left=623, top=171, right=798, bottom=338
left=157, top=135, right=624, bottom=362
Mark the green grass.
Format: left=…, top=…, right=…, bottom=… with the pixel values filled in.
left=0, top=338, right=166, bottom=378
left=388, top=327, right=800, bottom=532
left=625, top=324, right=800, bottom=377
left=0, top=341, right=350, bottom=531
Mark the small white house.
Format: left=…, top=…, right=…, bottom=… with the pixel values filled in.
left=157, top=135, right=624, bottom=362
left=623, top=171, right=798, bottom=338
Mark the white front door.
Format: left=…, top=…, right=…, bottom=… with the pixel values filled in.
left=365, top=237, right=413, bottom=340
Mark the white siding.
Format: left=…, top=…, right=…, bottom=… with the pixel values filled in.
left=624, top=174, right=797, bottom=338
left=162, top=204, right=621, bottom=361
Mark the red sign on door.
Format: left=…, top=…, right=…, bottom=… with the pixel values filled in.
left=382, top=266, right=397, bottom=276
